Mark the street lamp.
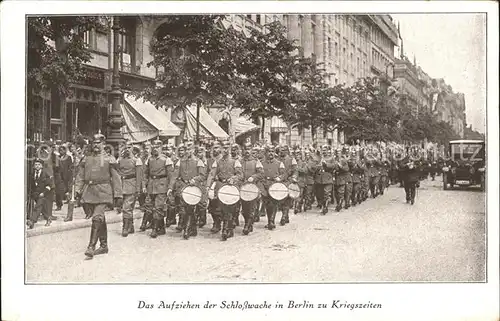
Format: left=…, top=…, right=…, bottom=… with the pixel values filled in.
left=106, top=16, right=124, bottom=156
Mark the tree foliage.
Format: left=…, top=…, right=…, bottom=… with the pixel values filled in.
left=27, top=16, right=104, bottom=95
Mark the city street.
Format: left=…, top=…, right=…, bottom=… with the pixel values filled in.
left=26, top=178, right=486, bottom=283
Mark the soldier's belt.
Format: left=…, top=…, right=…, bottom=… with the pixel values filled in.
left=85, top=180, right=110, bottom=185
left=150, top=174, right=167, bottom=179
left=121, top=174, right=136, bottom=180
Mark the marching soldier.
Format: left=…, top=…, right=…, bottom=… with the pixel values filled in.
left=254, top=145, right=267, bottom=222
left=240, top=142, right=264, bottom=235
left=170, top=142, right=206, bottom=239
left=195, top=144, right=209, bottom=228
left=231, top=143, right=242, bottom=227
left=206, top=140, right=243, bottom=241
left=334, top=148, right=350, bottom=212
left=172, top=144, right=186, bottom=232
left=342, top=147, right=353, bottom=209
left=261, top=146, right=285, bottom=230
left=143, top=139, right=174, bottom=238
left=349, top=149, right=363, bottom=206
left=117, top=143, right=143, bottom=237
left=294, top=148, right=307, bottom=214
left=75, top=134, right=122, bottom=259
left=378, top=159, right=390, bottom=195
left=303, top=149, right=317, bottom=211
left=277, top=145, right=297, bottom=225
left=315, top=145, right=336, bottom=215
left=207, top=141, right=223, bottom=233
left=366, top=154, right=379, bottom=198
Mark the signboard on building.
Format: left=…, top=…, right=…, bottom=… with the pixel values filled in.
left=73, top=66, right=106, bottom=89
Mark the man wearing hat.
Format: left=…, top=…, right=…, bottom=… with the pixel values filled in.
left=172, top=143, right=187, bottom=232
left=54, top=143, right=74, bottom=211
left=27, top=158, right=54, bottom=229
left=342, top=146, right=353, bottom=210
left=117, top=142, right=143, bottom=237
left=294, top=148, right=307, bottom=214
left=74, top=133, right=122, bottom=259
left=195, top=144, right=209, bottom=228
left=260, top=145, right=286, bottom=230
left=142, top=138, right=174, bottom=238
left=334, top=147, right=350, bottom=212
left=239, top=142, right=264, bottom=235
left=315, top=145, right=336, bottom=214
left=277, top=145, right=297, bottom=225
left=303, top=149, right=317, bottom=211
left=349, top=148, right=365, bottom=206
left=38, top=141, right=58, bottom=221
left=366, top=151, right=380, bottom=198
left=170, top=141, right=206, bottom=239
left=206, top=140, right=243, bottom=241
left=206, top=141, right=223, bottom=233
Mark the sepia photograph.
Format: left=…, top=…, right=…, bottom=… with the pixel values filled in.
left=2, top=1, right=498, bottom=321
left=23, top=12, right=488, bottom=284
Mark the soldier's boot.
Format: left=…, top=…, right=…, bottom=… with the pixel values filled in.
left=190, top=216, right=198, bottom=237
left=210, top=216, right=221, bottom=234
left=121, top=218, right=129, bottom=237
left=266, top=209, right=276, bottom=230
left=183, top=215, right=192, bottom=240
left=344, top=198, right=350, bottom=210
left=335, top=199, right=343, bottom=212
left=150, top=219, right=158, bottom=238
left=94, top=219, right=109, bottom=256
left=322, top=200, right=329, bottom=215
left=242, top=215, right=251, bottom=235
left=221, top=220, right=228, bottom=241
left=139, top=213, right=148, bottom=231
left=227, top=217, right=235, bottom=239
left=175, top=214, right=184, bottom=232
left=128, top=218, right=135, bottom=234
left=197, top=209, right=207, bottom=228
left=166, top=208, right=176, bottom=227
left=253, top=212, right=260, bottom=223
left=84, top=220, right=100, bottom=259
left=233, top=213, right=240, bottom=227
left=280, top=209, right=289, bottom=226
left=157, top=217, right=166, bottom=235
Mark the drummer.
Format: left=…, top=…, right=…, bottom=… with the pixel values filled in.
left=294, top=147, right=307, bottom=214
left=261, top=145, right=286, bottom=230
left=172, top=143, right=187, bottom=232
left=207, top=141, right=223, bottom=233
left=195, top=144, right=208, bottom=228
left=277, top=145, right=298, bottom=226
left=206, top=140, right=243, bottom=241
left=230, top=143, right=242, bottom=227
left=239, top=142, right=264, bottom=235
left=170, top=141, right=206, bottom=239
left=164, top=143, right=178, bottom=227
left=251, top=145, right=265, bottom=223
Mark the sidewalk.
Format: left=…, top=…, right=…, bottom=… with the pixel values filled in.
left=26, top=203, right=144, bottom=238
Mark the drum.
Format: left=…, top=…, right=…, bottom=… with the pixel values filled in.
left=208, top=182, right=216, bottom=200
left=239, top=183, right=260, bottom=201
left=269, top=182, right=288, bottom=201
left=288, top=183, right=301, bottom=199
left=218, top=184, right=240, bottom=205
left=181, top=185, right=202, bottom=205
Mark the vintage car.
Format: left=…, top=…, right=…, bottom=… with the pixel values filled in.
left=442, top=140, right=485, bottom=191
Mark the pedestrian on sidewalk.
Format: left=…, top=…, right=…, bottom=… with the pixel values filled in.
left=27, top=158, right=53, bottom=229
left=75, top=133, right=123, bottom=259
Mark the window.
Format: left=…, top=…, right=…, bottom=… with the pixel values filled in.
left=335, top=78, right=338, bottom=85
left=256, top=15, right=261, bottom=24
left=328, top=37, right=332, bottom=60
left=95, top=30, right=108, bottom=53
left=246, top=14, right=252, bottom=20
left=334, top=41, right=338, bottom=58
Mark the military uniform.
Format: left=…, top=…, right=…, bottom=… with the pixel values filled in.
left=334, top=152, right=350, bottom=212
left=195, top=145, right=209, bottom=228
left=261, top=149, right=285, bottom=230
left=206, top=142, right=243, bottom=241
left=240, top=144, right=264, bottom=235
left=143, top=140, right=174, bottom=238
left=278, top=146, right=297, bottom=225
left=315, top=146, right=336, bottom=214
left=349, top=153, right=363, bottom=206
left=170, top=145, right=206, bottom=239
left=366, top=158, right=380, bottom=198
left=117, top=147, right=143, bottom=237
left=401, top=159, right=420, bottom=204
left=75, top=134, right=122, bottom=259
left=294, top=150, right=307, bottom=214
left=207, top=143, right=223, bottom=232
left=378, top=160, right=389, bottom=195
left=342, top=151, right=353, bottom=209
left=303, top=151, right=316, bottom=211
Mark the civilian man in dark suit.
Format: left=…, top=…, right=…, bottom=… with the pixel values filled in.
left=27, top=158, right=53, bottom=229
left=401, top=157, right=420, bottom=205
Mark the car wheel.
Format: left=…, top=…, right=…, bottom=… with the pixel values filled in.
left=443, top=174, right=448, bottom=190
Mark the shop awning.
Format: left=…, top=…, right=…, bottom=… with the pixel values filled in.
left=271, top=116, right=288, bottom=133
left=234, top=117, right=259, bottom=139
left=121, top=94, right=180, bottom=143
left=184, top=105, right=229, bottom=140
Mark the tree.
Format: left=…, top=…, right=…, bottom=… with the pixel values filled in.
left=28, top=16, right=104, bottom=96
left=232, top=21, right=306, bottom=138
